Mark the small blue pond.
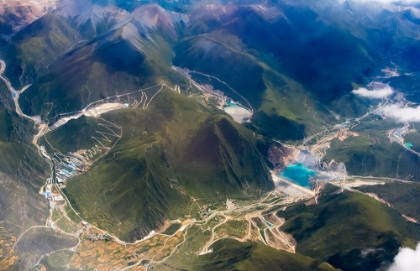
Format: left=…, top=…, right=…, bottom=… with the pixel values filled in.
left=225, top=100, right=240, bottom=108
left=12, top=92, right=17, bottom=98
left=278, top=163, right=317, bottom=188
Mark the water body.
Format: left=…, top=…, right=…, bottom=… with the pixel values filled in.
left=405, top=142, right=413, bottom=149
left=279, top=163, right=317, bottom=188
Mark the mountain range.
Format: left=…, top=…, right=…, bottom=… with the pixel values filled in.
left=2, top=0, right=420, bottom=270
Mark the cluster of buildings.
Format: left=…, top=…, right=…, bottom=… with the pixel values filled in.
left=391, top=125, right=408, bottom=144
left=85, top=232, right=112, bottom=242
left=43, top=184, right=65, bottom=210
left=40, top=146, right=86, bottom=186
left=54, top=154, right=85, bottom=185
left=199, top=206, right=213, bottom=218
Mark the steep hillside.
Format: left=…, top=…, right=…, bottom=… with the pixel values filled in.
left=151, top=224, right=338, bottom=271
left=0, top=13, right=80, bottom=88
left=40, top=115, right=100, bottom=154
left=278, top=184, right=420, bottom=271
left=358, top=182, right=420, bottom=222
left=0, top=81, right=49, bottom=235
left=61, top=89, right=272, bottom=241
left=55, top=0, right=128, bottom=38
left=19, top=5, right=190, bottom=119
left=225, top=6, right=380, bottom=102
left=171, top=2, right=383, bottom=140
left=0, top=77, right=65, bottom=269
left=194, top=239, right=338, bottom=271
left=323, top=119, right=420, bottom=181
left=4, top=0, right=420, bottom=269
left=173, top=34, right=335, bottom=140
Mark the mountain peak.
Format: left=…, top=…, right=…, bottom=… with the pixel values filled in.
left=130, top=4, right=189, bottom=29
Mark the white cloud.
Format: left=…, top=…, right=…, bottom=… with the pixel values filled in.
left=388, top=242, right=420, bottom=271
left=377, top=104, right=420, bottom=122
left=352, top=85, right=394, bottom=99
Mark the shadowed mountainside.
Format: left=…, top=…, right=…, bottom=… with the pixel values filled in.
left=17, top=5, right=191, bottom=120
left=0, top=13, right=80, bottom=88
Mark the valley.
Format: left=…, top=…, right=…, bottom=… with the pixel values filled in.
left=172, top=66, right=253, bottom=123
left=0, top=57, right=290, bottom=270
left=2, top=0, right=420, bottom=270
left=1, top=52, right=418, bottom=270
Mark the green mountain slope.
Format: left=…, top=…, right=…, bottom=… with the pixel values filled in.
left=173, top=34, right=335, bottom=141
left=170, top=3, right=383, bottom=140
left=151, top=224, right=338, bottom=271
left=0, top=78, right=77, bottom=269
left=19, top=12, right=190, bottom=119
left=0, top=13, right=80, bottom=88
left=218, top=5, right=380, bottom=103
left=58, top=90, right=272, bottom=241
left=278, top=184, right=420, bottom=271
left=196, top=239, right=338, bottom=271
left=358, top=182, right=420, bottom=222
left=0, top=82, right=50, bottom=234
left=323, top=119, right=420, bottom=181
left=40, top=115, right=100, bottom=154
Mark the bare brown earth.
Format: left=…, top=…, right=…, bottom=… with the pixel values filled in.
left=268, top=144, right=299, bottom=170
left=0, top=223, right=18, bottom=271
left=70, top=232, right=183, bottom=270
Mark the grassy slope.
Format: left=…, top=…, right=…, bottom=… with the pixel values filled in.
left=0, top=13, right=80, bottom=88
left=40, top=115, right=99, bottom=154
left=173, top=34, right=334, bottom=141
left=15, top=227, right=79, bottom=255
left=0, top=82, right=50, bottom=230
left=19, top=22, right=191, bottom=119
left=403, top=130, right=420, bottom=153
left=0, top=107, right=26, bottom=175
left=153, top=225, right=337, bottom=271
left=197, top=239, right=338, bottom=271
left=0, top=81, right=54, bottom=269
left=358, top=182, right=420, bottom=222
left=278, top=184, right=420, bottom=271
left=219, top=5, right=380, bottom=104
left=171, top=5, right=384, bottom=143
left=0, top=96, right=50, bottom=191
left=64, top=90, right=272, bottom=241
left=323, top=119, right=420, bottom=180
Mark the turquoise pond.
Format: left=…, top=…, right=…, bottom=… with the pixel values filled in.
left=225, top=100, right=240, bottom=108
left=278, top=163, right=317, bottom=188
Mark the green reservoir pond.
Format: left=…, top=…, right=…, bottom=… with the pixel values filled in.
left=278, top=163, right=317, bottom=188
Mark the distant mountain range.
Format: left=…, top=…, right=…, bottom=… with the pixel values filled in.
left=3, top=0, right=420, bottom=139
